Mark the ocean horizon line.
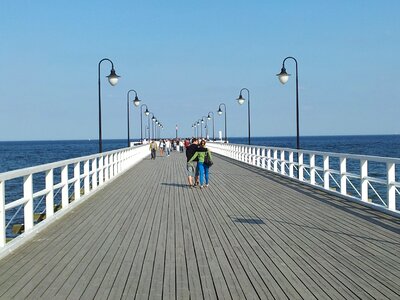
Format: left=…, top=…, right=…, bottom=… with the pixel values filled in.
left=1, top=133, right=399, bottom=143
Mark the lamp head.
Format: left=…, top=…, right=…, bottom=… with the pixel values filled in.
left=237, top=94, right=245, bottom=105
left=152, top=116, right=156, bottom=121
left=217, top=108, right=223, bottom=115
left=144, top=108, right=150, bottom=116
left=277, top=67, right=290, bottom=84
left=133, top=95, right=140, bottom=107
left=107, top=68, right=120, bottom=86
left=207, top=114, right=211, bottom=120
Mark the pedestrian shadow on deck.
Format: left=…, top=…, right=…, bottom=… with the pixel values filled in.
left=161, top=183, right=189, bottom=188
left=231, top=216, right=266, bottom=225
left=216, top=154, right=400, bottom=234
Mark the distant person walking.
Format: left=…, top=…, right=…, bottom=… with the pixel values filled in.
left=165, top=139, right=171, bottom=156
left=186, top=138, right=199, bottom=187
left=149, top=140, right=158, bottom=160
left=188, top=140, right=212, bottom=188
left=159, top=139, right=165, bottom=157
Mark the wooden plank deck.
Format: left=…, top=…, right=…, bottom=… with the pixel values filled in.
left=0, top=150, right=399, bottom=299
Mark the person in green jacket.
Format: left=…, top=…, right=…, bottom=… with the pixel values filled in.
left=188, top=140, right=212, bottom=188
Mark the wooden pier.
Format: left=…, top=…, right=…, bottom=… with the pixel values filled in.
left=0, top=151, right=399, bottom=299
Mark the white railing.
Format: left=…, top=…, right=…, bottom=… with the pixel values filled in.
left=0, top=144, right=150, bottom=252
left=208, top=142, right=400, bottom=216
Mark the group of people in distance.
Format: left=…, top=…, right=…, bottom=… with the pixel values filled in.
left=186, top=138, right=212, bottom=189
left=148, top=138, right=184, bottom=160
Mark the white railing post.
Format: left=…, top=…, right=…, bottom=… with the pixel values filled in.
left=256, top=148, right=260, bottom=166
left=387, top=162, right=396, bottom=211
left=84, top=159, right=90, bottom=195
left=361, top=159, right=368, bottom=202
left=23, top=174, right=34, bottom=232
left=340, top=157, right=347, bottom=195
left=298, top=152, right=304, bottom=181
left=261, top=148, right=265, bottom=169
left=273, top=150, right=278, bottom=172
left=0, top=181, right=5, bottom=247
left=109, top=154, right=113, bottom=178
left=61, top=165, right=69, bottom=208
left=74, top=162, right=80, bottom=202
left=280, top=150, right=286, bottom=175
left=267, top=149, right=271, bottom=171
left=98, top=157, right=104, bottom=186
left=310, top=154, right=316, bottom=185
left=289, top=151, right=294, bottom=178
left=45, top=169, right=54, bottom=218
left=323, top=155, right=330, bottom=190
left=104, top=155, right=109, bottom=182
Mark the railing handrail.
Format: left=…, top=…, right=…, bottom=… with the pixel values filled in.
left=0, top=146, right=134, bottom=181
left=208, top=141, right=400, bottom=216
left=212, top=141, right=400, bottom=164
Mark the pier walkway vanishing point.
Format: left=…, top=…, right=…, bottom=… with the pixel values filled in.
left=0, top=150, right=399, bottom=299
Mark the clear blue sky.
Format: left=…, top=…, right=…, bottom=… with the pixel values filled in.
left=1, top=0, right=399, bottom=141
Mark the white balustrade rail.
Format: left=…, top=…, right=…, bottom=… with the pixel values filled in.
left=208, top=142, right=400, bottom=216
left=0, top=144, right=150, bottom=253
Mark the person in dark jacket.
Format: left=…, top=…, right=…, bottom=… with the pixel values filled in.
left=186, top=138, right=199, bottom=187
left=188, top=140, right=212, bottom=188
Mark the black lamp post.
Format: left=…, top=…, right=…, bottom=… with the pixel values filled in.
left=217, top=103, right=227, bottom=143
left=140, top=104, right=149, bottom=143
left=196, top=120, right=201, bottom=138
left=237, top=88, right=251, bottom=145
left=155, top=120, right=159, bottom=139
left=277, top=56, right=300, bottom=149
left=198, top=119, right=203, bottom=139
left=202, top=116, right=208, bottom=139
left=127, top=89, right=140, bottom=147
left=152, top=116, right=157, bottom=140
left=98, top=58, right=120, bottom=153
left=207, top=111, right=215, bottom=141
left=193, top=122, right=199, bottom=139
left=148, top=112, right=154, bottom=140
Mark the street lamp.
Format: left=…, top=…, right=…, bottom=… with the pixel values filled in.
left=127, top=89, right=140, bottom=147
left=202, top=116, right=208, bottom=139
left=207, top=111, right=215, bottom=141
left=277, top=56, right=300, bottom=149
left=98, top=58, right=120, bottom=153
left=152, top=116, right=157, bottom=140
left=198, top=119, right=203, bottom=139
left=197, top=120, right=201, bottom=138
left=148, top=112, right=154, bottom=140
left=217, top=103, right=227, bottom=143
left=140, top=104, right=149, bottom=143
left=193, top=123, right=198, bottom=138
left=237, top=88, right=251, bottom=145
